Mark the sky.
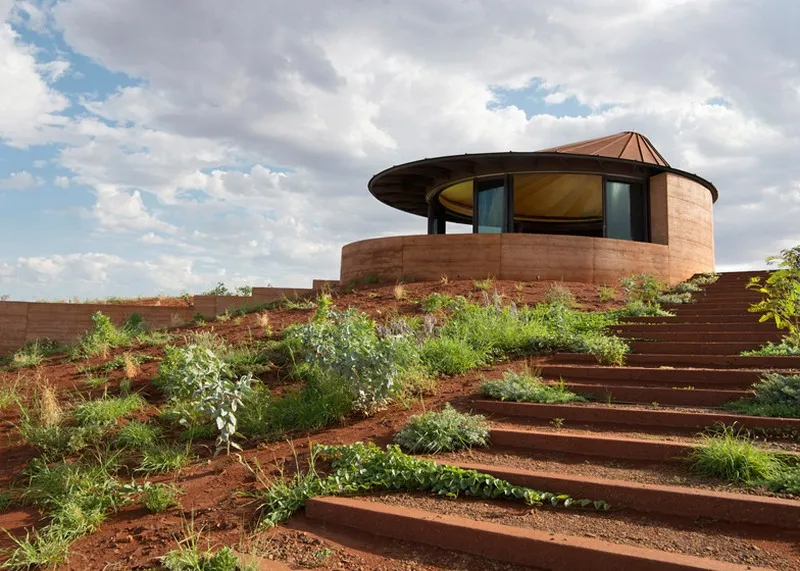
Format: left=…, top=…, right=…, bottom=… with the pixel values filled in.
left=1, top=0, right=799, bottom=300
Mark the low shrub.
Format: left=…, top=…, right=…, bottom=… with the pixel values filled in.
left=419, top=292, right=464, bottom=313
left=723, top=373, right=800, bottom=418
left=286, top=306, right=422, bottom=415
left=394, top=403, right=490, bottom=454
left=611, top=300, right=674, bottom=318
left=741, top=340, right=800, bottom=357
left=9, top=339, right=64, bottom=368
left=769, top=467, right=800, bottom=495
left=597, top=285, right=617, bottom=302
left=481, top=370, right=585, bottom=404
left=420, top=336, right=485, bottom=376
left=545, top=284, right=577, bottom=307
left=656, top=292, right=694, bottom=305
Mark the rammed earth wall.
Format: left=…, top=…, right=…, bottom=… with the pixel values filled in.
left=0, top=285, right=322, bottom=356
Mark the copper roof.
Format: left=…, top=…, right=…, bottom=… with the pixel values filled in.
left=538, top=131, right=670, bottom=167
left=367, top=131, right=718, bottom=219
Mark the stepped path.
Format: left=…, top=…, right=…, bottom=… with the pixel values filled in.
left=299, top=272, right=800, bottom=570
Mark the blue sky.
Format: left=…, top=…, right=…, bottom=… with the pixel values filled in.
left=2, top=0, right=799, bottom=300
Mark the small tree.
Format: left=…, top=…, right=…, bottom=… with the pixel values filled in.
left=747, top=245, right=800, bottom=346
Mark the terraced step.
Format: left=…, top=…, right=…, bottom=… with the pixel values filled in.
left=622, top=314, right=762, bottom=324
left=305, top=497, right=770, bottom=571
left=474, top=400, right=800, bottom=431
left=553, top=382, right=749, bottom=406
left=613, top=330, right=781, bottom=343
left=669, top=308, right=765, bottom=316
left=536, top=364, right=766, bottom=387
left=452, top=462, right=800, bottom=529
left=551, top=352, right=800, bottom=369
left=612, top=322, right=778, bottom=334
left=629, top=341, right=761, bottom=355
left=490, top=428, right=694, bottom=461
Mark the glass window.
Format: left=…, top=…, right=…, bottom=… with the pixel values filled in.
left=605, top=181, right=632, bottom=240
left=605, top=180, right=647, bottom=241
left=475, top=179, right=505, bottom=233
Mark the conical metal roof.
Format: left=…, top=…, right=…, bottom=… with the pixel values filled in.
left=538, top=131, right=671, bottom=167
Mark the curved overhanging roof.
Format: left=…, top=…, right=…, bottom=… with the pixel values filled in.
left=368, top=131, right=719, bottom=219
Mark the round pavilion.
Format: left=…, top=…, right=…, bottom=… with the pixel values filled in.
left=341, top=131, right=717, bottom=285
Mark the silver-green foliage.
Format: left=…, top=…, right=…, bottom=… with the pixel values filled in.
left=393, top=403, right=490, bottom=454
left=481, top=370, right=585, bottom=404
left=156, top=344, right=254, bottom=454
left=286, top=307, right=419, bottom=415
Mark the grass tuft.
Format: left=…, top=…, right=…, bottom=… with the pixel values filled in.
left=73, top=393, right=146, bottom=427
left=137, top=444, right=193, bottom=475
left=688, top=425, right=781, bottom=484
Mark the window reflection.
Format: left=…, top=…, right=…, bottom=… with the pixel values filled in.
left=476, top=180, right=504, bottom=233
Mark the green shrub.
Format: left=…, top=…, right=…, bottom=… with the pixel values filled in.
left=10, top=339, right=64, bottom=368
left=420, top=292, right=464, bottom=313
left=656, top=292, right=694, bottom=305
left=394, top=404, right=490, bottom=454
left=142, top=483, right=182, bottom=513
left=612, top=300, right=674, bottom=318
left=597, top=285, right=617, bottom=302
left=741, top=339, right=800, bottom=356
left=619, top=273, right=665, bottom=306
left=19, top=423, right=106, bottom=460
left=0, top=490, right=12, bottom=512
left=162, top=544, right=252, bottom=571
left=73, top=393, right=146, bottom=427
left=723, top=373, right=800, bottom=418
left=769, top=467, right=800, bottom=495
left=672, top=281, right=702, bottom=293
left=687, top=426, right=781, bottom=484
left=286, top=307, right=421, bottom=415
left=747, top=245, right=800, bottom=346
left=420, top=336, right=485, bottom=376
left=481, top=370, right=585, bottom=403
left=155, top=344, right=255, bottom=454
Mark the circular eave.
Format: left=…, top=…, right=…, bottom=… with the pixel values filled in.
left=367, top=152, right=719, bottom=219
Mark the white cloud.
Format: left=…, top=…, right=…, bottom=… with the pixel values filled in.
left=0, top=170, right=42, bottom=190
left=1, top=0, right=800, bottom=299
left=0, top=0, right=69, bottom=146
left=54, top=175, right=69, bottom=187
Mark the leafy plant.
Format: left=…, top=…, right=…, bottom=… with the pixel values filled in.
left=597, top=285, right=617, bottom=302
left=723, top=373, right=800, bottom=418
left=156, top=344, right=255, bottom=454
left=286, top=307, right=421, bottom=415
left=747, top=245, right=800, bottom=347
left=741, top=339, right=800, bottom=357
left=481, top=369, right=585, bottom=403
left=394, top=404, right=490, bottom=454
left=619, top=273, right=665, bottom=306
left=253, top=442, right=609, bottom=528
left=203, top=282, right=252, bottom=297
left=420, top=292, right=464, bottom=313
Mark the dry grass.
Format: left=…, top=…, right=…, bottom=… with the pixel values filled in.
left=393, top=284, right=408, bottom=301
left=440, top=275, right=449, bottom=285
left=28, top=373, right=63, bottom=427
left=122, top=353, right=141, bottom=379
left=256, top=313, right=272, bottom=336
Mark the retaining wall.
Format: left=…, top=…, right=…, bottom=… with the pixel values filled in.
left=0, top=284, right=330, bottom=357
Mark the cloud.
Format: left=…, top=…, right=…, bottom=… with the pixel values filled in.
left=54, top=175, right=69, bottom=187
left=0, top=170, right=42, bottom=190
left=0, top=0, right=69, bottom=146
left=1, top=0, right=799, bottom=300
